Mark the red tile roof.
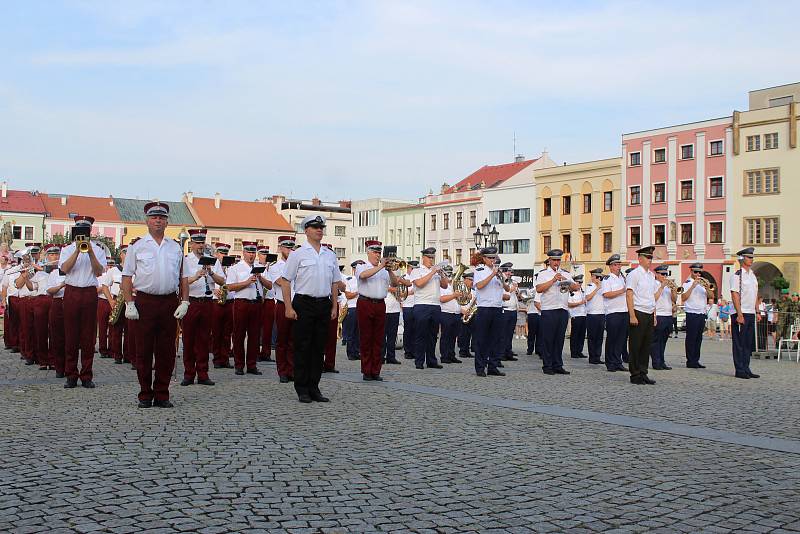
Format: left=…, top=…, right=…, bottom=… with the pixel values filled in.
left=444, top=159, right=538, bottom=194
left=423, top=197, right=482, bottom=207
left=189, top=197, right=293, bottom=231
left=0, top=190, right=47, bottom=214
left=41, top=194, right=122, bottom=222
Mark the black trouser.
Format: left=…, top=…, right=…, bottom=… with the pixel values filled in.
left=382, top=312, right=400, bottom=362
left=569, top=316, right=587, bottom=357
left=503, top=310, right=516, bottom=357
left=628, top=310, right=654, bottom=379
left=458, top=318, right=474, bottom=356
left=526, top=313, right=539, bottom=354
left=540, top=309, right=569, bottom=372
left=586, top=314, right=604, bottom=362
left=291, top=294, right=332, bottom=397
left=685, top=312, right=705, bottom=366
left=731, top=313, right=755, bottom=375
left=439, top=312, right=460, bottom=360
left=650, top=315, right=672, bottom=368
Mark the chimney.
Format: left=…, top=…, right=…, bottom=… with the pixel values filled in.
left=214, top=192, right=221, bottom=209
left=515, top=154, right=525, bottom=163
left=185, top=191, right=194, bottom=204
left=61, top=196, right=67, bottom=206
left=339, top=200, right=351, bottom=209
left=108, top=195, right=114, bottom=207
left=440, top=183, right=450, bottom=193
left=1, top=181, right=7, bottom=198
left=311, top=197, right=321, bottom=206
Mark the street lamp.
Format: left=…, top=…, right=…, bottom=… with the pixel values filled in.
left=473, top=218, right=499, bottom=249
left=178, top=228, right=190, bottom=254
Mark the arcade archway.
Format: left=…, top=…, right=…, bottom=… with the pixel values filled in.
left=752, top=262, right=783, bottom=301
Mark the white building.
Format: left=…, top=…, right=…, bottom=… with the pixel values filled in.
left=381, top=204, right=425, bottom=262
left=270, top=195, right=352, bottom=264
left=350, top=198, right=416, bottom=262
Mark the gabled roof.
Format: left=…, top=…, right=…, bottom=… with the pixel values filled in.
left=0, top=190, right=47, bottom=215
left=42, top=194, right=122, bottom=223
left=113, top=198, right=197, bottom=226
left=444, top=158, right=539, bottom=194
left=189, top=197, right=293, bottom=231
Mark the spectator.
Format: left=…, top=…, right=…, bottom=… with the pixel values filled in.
left=718, top=299, right=732, bottom=340
left=705, top=300, right=719, bottom=339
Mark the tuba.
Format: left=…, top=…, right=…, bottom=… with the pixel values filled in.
left=451, top=262, right=471, bottom=305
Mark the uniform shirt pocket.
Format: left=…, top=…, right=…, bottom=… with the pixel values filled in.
left=137, top=252, right=156, bottom=275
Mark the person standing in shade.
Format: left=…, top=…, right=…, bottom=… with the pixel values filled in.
left=584, top=268, right=605, bottom=365
left=46, top=250, right=67, bottom=378
left=269, top=236, right=296, bottom=383
left=457, top=271, right=475, bottom=358
left=650, top=265, right=675, bottom=370
left=257, top=245, right=276, bottom=363
left=682, top=263, right=712, bottom=369
left=401, top=260, right=418, bottom=359
left=567, top=274, right=587, bottom=359
left=211, top=242, right=234, bottom=368
left=382, top=269, right=404, bottom=366
left=525, top=285, right=540, bottom=356
left=626, top=246, right=657, bottom=385
left=343, top=260, right=362, bottom=360
left=472, top=247, right=508, bottom=376
left=536, top=249, right=579, bottom=376
left=601, top=255, right=628, bottom=373
left=438, top=265, right=464, bottom=364
left=500, top=263, right=519, bottom=362
left=730, top=247, right=761, bottom=379
left=278, top=214, right=339, bottom=403
left=226, top=241, right=268, bottom=376
left=410, top=248, right=448, bottom=370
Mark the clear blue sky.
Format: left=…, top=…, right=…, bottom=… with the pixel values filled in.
left=1, top=1, right=798, bottom=202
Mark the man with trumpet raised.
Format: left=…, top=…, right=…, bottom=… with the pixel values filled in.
left=682, top=263, right=713, bottom=369
left=473, top=246, right=510, bottom=377
left=651, top=265, right=676, bottom=370
left=410, top=247, right=448, bottom=370
left=535, top=249, right=580, bottom=375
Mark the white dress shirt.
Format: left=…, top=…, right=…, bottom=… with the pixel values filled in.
left=98, top=272, right=110, bottom=300
left=655, top=285, right=674, bottom=316
left=356, top=263, right=390, bottom=300
left=122, top=233, right=183, bottom=295
left=184, top=254, right=224, bottom=298
left=385, top=291, right=401, bottom=314
left=440, top=286, right=461, bottom=314
left=537, top=267, right=573, bottom=311
left=474, top=266, right=503, bottom=308
left=409, top=266, right=442, bottom=306
left=281, top=243, right=338, bottom=298
left=47, top=269, right=66, bottom=298
left=682, top=278, right=709, bottom=314
left=730, top=267, right=758, bottom=314
left=226, top=260, right=262, bottom=300
left=502, top=282, right=518, bottom=312
left=344, top=275, right=359, bottom=307
left=401, top=274, right=415, bottom=308
left=106, top=266, right=123, bottom=297
left=526, top=288, right=539, bottom=315
left=267, top=259, right=290, bottom=302
left=32, top=270, right=50, bottom=297
left=585, top=282, right=604, bottom=315
left=5, top=272, right=19, bottom=298
left=626, top=266, right=657, bottom=314
left=568, top=290, right=587, bottom=317
left=257, top=260, right=276, bottom=299
left=59, top=242, right=108, bottom=288
left=602, top=273, right=627, bottom=314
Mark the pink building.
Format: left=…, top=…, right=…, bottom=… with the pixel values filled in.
left=621, top=117, right=734, bottom=295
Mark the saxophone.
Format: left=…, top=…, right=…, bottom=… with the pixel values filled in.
left=109, top=294, right=126, bottom=325
left=337, top=301, right=348, bottom=339
left=462, top=299, right=477, bottom=324
left=216, top=285, right=229, bottom=305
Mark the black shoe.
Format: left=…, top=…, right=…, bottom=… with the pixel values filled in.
left=310, top=392, right=330, bottom=402
left=630, top=376, right=647, bottom=385
left=462, top=353, right=474, bottom=358
left=451, top=357, right=462, bottom=364
left=641, top=376, right=656, bottom=385
left=363, top=375, right=374, bottom=381
left=64, top=379, right=78, bottom=388
left=9, top=347, right=19, bottom=353
left=298, top=394, right=313, bottom=403
left=606, top=368, right=617, bottom=372
left=404, top=354, right=415, bottom=359
left=697, top=363, right=706, bottom=369
left=180, top=378, right=193, bottom=386
left=506, top=356, right=519, bottom=362
left=686, top=364, right=701, bottom=369
left=415, top=365, right=424, bottom=370
left=55, top=372, right=65, bottom=378
left=153, top=399, right=174, bottom=408
left=554, top=368, right=571, bottom=375
left=197, top=379, right=215, bottom=385
left=279, top=376, right=290, bottom=383
left=618, top=365, right=628, bottom=372
left=440, top=358, right=452, bottom=364
left=38, top=365, right=48, bottom=370
left=81, top=380, right=96, bottom=388
left=372, top=375, right=384, bottom=381
left=748, top=372, right=760, bottom=378
left=487, top=369, right=506, bottom=377
left=385, top=359, right=401, bottom=365
left=324, top=367, right=340, bottom=373
left=497, top=362, right=504, bottom=368
left=526, top=351, right=533, bottom=355
left=114, top=359, right=124, bottom=364
left=476, top=370, right=487, bottom=377
left=235, top=368, right=244, bottom=375
left=347, top=356, right=359, bottom=361
left=138, top=399, right=152, bottom=408
left=543, top=369, right=555, bottom=375
left=246, top=368, right=263, bottom=375
left=735, top=373, right=750, bottom=379
left=662, top=365, right=672, bottom=370
left=589, top=360, right=603, bottom=365
left=428, top=363, right=443, bottom=369
left=25, top=359, right=35, bottom=365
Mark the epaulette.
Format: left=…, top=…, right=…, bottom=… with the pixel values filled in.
left=346, top=276, right=353, bottom=280
left=735, top=269, right=742, bottom=275
left=476, top=266, right=484, bottom=271
left=602, top=275, right=610, bottom=280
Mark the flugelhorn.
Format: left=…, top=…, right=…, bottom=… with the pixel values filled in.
left=664, top=278, right=684, bottom=294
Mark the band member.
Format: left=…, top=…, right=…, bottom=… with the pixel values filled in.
left=97, top=259, right=115, bottom=358
left=401, top=261, right=418, bottom=359
left=108, top=246, right=127, bottom=364
left=279, top=214, right=339, bottom=403
left=16, top=245, right=39, bottom=364
left=500, top=263, right=519, bottom=361
left=356, top=240, right=400, bottom=380
left=438, top=265, right=463, bottom=364
left=567, top=274, right=587, bottom=359
left=323, top=254, right=344, bottom=374
left=32, top=244, right=59, bottom=369
left=226, top=241, right=268, bottom=376
left=181, top=228, right=225, bottom=386
left=473, top=247, right=508, bottom=377
left=535, top=249, right=579, bottom=375
left=123, top=239, right=140, bottom=369
left=626, top=246, right=657, bottom=385
left=269, top=236, right=296, bottom=382
left=682, top=263, right=712, bottom=369
left=2, top=254, right=19, bottom=352
left=343, top=260, right=362, bottom=360
left=730, top=248, right=760, bottom=379
left=651, top=265, right=675, bottom=370
left=525, top=284, right=540, bottom=356
left=60, top=217, right=107, bottom=388
left=46, top=249, right=67, bottom=377
left=602, top=254, right=628, bottom=372
left=585, top=268, right=605, bottom=364
left=257, top=245, right=275, bottom=362
left=211, top=242, right=234, bottom=368
left=383, top=269, right=404, bottom=366
left=122, top=202, right=189, bottom=408
left=458, top=272, right=475, bottom=358
left=410, top=247, right=448, bottom=370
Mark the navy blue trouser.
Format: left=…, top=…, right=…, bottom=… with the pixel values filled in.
left=474, top=307, right=502, bottom=373
left=650, top=315, right=672, bottom=368
left=586, top=314, right=604, bottom=362
left=439, top=312, right=460, bottom=360
left=569, top=316, right=587, bottom=357
left=526, top=313, right=540, bottom=354
left=540, top=309, right=569, bottom=372
left=458, top=318, right=474, bottom=356
left=402, top=307, right=415, bottom=356
left=731, top=313, right=755, bottom=375
left=413, top=304, right=440, bottom=367
left=684, top=312, right=705, bottom=366
left=604, top=312, right=628, bottom=370
left=344, top=309, right=360, bottom=358
left=382, top=312, right=400, bottom=362
left=503, top=310, right=516, bottom=357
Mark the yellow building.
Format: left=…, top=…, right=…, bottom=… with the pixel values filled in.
left=535, top=158, right=622, bottom=276
left=731, top=83, right=800, bottom=297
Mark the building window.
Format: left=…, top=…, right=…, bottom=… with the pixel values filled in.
left=334, top=247, right=345, bottom=258
left=389, top=229, right=394, bottom=244
left=562, top=196, right=571, bottom=215
left=357, top=236, right=379, bottom=253
left=334, top=225, right=346, bottom=237
left=583, top=193, right=592, bottom=213
left=416, top=227, right=421, bottom=244
left=765, top=132, right=779, bottom=150
left=680, top=144, right=694, bottom=160
left=543, top=235, right=552, bottom=254
left=13, top=225, right=35, bottom=240
left=294, top=223, right=304, bottom=234
left=653, top=183, right=666, bottom=203
left=653, top=224, right=666, bottom=245
left=443, top=213, right=449, bottom=230
left=469, top=210, right=476, bottom=227
left=629, top=226, right=641, bottom=246
left=745, top=217, right=779, bottom=245
left=603, top=191, right=613, bottom=211
left=603, top=232, right=612, bottom=253
left=680, top=180, right=693, bottom=201
left=629, top=186, right=641, bottom=206
left=562, top=234, right=571, bottom=253
left=442, top=249, right=450, bottom=261
left=709, top=177, right=724, bottom=198
left=406, top=228, right=412, bottom=245
left=488, top=208, right=530, bottom=224
left=356, top=209, right=378, bottom=227
left=745, top=169, right=780, bottom=195
left=430, top=214, right=436, bottom=231
left=456, top=211, right=463, bottom=229
left=654, top=148, right=666, bottom=163
left=746, top=135, right=761, bottom=152
left=499, top=239, right=530, bottom=254
left=455, top=248, right=462, bottom=264
left=629, top=152, right=641, bottom=166
left=680, top=224, right=693, bottom=244
left=233, top=238, right=243, bottom=251
left=709, top=222, right=723, bottom=244
left=710, top=140, right=724, bottom=156
left=582, top=233, right=591, bottom=254
left=543, top=198, right=552, bottom=217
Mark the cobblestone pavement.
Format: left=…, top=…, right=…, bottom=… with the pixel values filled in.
left=2, top=336, right=800, bottom=533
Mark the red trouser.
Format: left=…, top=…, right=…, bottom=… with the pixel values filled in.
left=134, top=292, right=178, bottom=401
left=182, top=298, right=212, bottom=380
left=64, top=286, right=99, bottom=382
left=211, top=301, right=233, bottom=365
left=260, top=298, right=275, bottom=357
left=109, top=315, right=124, bottom=360
left=48, top=298, right=65, bottom=373
left=97, top=298, right=111, bottom=355
left=232, top=299, right=262, bottom=370
left=274, top=300, right=295, bottom=378
left=33, top=295, right=51, bottom=366
left=20, top=298, right=35, bottom=360
left=324, top=315, right=337, bottom=370
left=124, top=318, right=136, bottom=365
left=357, top=297, right=386, bottom=376
left=4, top=296, right=20, bottom=349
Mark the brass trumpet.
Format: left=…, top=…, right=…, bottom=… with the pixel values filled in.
left=76, top=234, right=91, bottom=253
left=664, top=278, right=684, bottom=294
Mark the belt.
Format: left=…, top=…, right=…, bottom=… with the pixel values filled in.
left=137, top=291, right=177, bottom=298
left=296, top=294, right=330, bottom=301
left=189, top=297, right=212, bottom=302
left=358, top=295, right=384, bottom=303
left=234, top=298, right=260, bottom=303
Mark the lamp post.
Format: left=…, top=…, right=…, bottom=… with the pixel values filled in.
left=178, top=228, right=190, bottom=254
left=473, top=218, right=499, bottom=250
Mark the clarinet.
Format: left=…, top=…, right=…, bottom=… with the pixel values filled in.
left=203, top=266, right=212, bottom=297
left=254, top=269, right=262, bottom=303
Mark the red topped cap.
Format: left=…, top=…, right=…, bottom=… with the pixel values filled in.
left=365, top=240, right=382, bottom=250
left=73, top=215, right=95, bottom=226
left=257, top=245, right=269, bottom=253
left=242, top=241, right=258, bottom=251
left=278, top=236, right=296, bottom=247
left=143, top=201, right=170, bottom=217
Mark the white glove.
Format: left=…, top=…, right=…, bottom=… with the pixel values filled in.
left=174, top=300, right=190, bottom=320
left=125, top=302, right=140, bottom=320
